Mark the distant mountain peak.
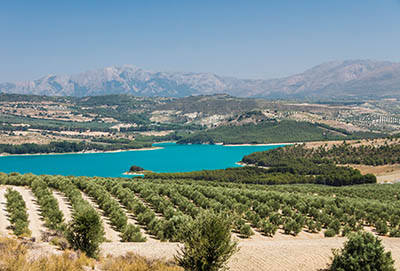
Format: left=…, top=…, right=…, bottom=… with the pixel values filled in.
left=1, top=60, right=399, bottom=99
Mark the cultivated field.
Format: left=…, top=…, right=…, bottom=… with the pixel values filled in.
left=1, top=173, right=400, bottom=270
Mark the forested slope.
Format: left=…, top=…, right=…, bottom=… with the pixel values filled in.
left=177, top=120, right=381, bottom=145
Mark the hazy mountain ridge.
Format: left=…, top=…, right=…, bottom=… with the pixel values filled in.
left=1, top=60, right=399, bottom=99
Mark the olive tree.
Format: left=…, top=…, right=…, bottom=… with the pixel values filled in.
left=66, top=205, right=104, bottom=258
left=175, top=210, right=238, bottom=271
left=329, top=231, right=395, bottom=271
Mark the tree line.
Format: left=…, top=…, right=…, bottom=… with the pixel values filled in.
left=0, top=140, right=152, bottom=154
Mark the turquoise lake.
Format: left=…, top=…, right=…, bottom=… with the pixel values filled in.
left=0, top=143, right=284, bottom=177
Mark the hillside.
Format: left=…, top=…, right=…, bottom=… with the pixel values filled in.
left=177, top=120, right=381, bottom=145
left=1, top=60, right=400, bottom=99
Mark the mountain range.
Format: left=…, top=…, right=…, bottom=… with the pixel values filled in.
left=1, top=60, right=399, bottom=99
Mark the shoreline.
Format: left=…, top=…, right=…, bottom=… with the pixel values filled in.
left=0, top=141, right=299, bottom=157
left=224, top=143, right=295, bottom=147
left=235, top=161, right=269, bottom=169
left=0, top=146, right=164, bottom=157
left=122, top=170, right=154, bottom=176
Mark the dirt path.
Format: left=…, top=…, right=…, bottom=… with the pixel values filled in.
left=99, top=236, right=400, bottom=271
left=52, top=190, right=73, bottom=223
left=100, top=242, right=180, bottom=259
left=0, top=186, right=11, bottom=236
left=13, top=186, right=46, bottom=241
left=80, top=192, right=121, bottom=242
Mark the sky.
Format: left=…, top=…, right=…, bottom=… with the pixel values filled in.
left=0, top=0, right=400, bottom=82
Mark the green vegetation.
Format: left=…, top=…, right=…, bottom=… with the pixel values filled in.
left=1, top=172, right=397, bottom=242
left=121, top=224, right=146, bottom=242
left=175, top=210, right=238, bottom=271
left=329, top=232, right=395, bottom=271
left=66, top=204, right=104, bottom=258
left=0, top=140, right=152, bottom=154
left=4, top=188, right=30, bottom=236
left=129, top=165, right=144, bottom=172
left=145, top=143, right=377, bottom=186
left=242, top=144, right=377, bottom=186
left=311, top=141, right=400, bottom=166
left=177, top=120, right=382, bottom=145
left=73, top=177, right=145, bottom=242
left=31, top=177, right=65, bottom=231
left=1, top=169, right=400, bottom=267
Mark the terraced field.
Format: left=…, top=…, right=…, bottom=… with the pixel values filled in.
left=1, top=173, right=400, bottom=270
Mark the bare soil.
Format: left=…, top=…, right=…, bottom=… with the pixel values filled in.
left=0, top=187, right=11, bottom=237
left=52, top=190, right=73, bottom=222
left=98, top=233, right=400, bottom=271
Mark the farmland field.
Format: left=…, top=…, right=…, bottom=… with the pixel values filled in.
left=1, top=172, right=400, bottom=270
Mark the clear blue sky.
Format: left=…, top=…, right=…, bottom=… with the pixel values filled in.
left=1, top=0, right=399, bottom=81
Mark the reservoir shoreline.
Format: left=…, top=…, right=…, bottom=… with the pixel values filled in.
left=0, top=146, right=164, bottom=157
left=0, top=142, right=294, bottom=157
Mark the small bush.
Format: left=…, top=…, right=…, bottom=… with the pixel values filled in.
left=121, top=224, right=146, bottom=242
left=376, top=220, right=389, bottom=236
left=324, top=228, right=336, bottom=237
left=389, top=228, right=400, bottom=237
left=261, top=221, right=278, bottom=237
left=66, top=205, right=104, bottom=258
left=329, top=232, right=395, bottom=271
left=283, top=218, right=302, bottom=236
left=239, top=224, right=254, bottom=238
left=175, top=211, right=238, bottom=271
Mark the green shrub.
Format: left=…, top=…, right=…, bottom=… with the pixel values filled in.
left=390, top=228, right=400, bottom=238
left=121, top=224, right=146, bottom=242
left=328, top=219, right=341, bottom=234
left=66, top=205, right=104, bottom=258
left=5, top=188, right=31, bottom=236
left=324, top=228, right=336, bottom=237
left=329, top=232, right=395, bottom=271
left=376, top=220, right=389, bottom=236
left=239, top=224, right=254, bottom=238
left=283, top=218, right=302, bottom=236
left=175, top=211, right=238, bottom=271
left=261, top=221, right=278, bottom=237
left=31, top=178, right=65, bottom=230
left=341, top=225, right=352, bottom=237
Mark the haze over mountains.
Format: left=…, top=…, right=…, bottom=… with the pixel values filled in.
left=1, top=60, right=399, bottom=99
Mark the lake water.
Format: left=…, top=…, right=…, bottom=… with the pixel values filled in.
left=0, top=143, right=284, bottom=177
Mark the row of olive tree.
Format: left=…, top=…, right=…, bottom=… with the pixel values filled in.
left=72, top=177, right=145, bottom=242
left=5, top=188, right=30, bottom=236
left=30, top=178, right=65, bottom=231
